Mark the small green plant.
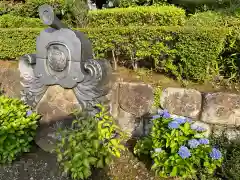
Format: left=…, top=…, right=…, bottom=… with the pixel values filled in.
left=134, top=109, right=223, bottom=179
left=152, top=86, right=162, bottom=108
left=0, top=95, right=40, bottom=163
left=55, top=104, right=126, bottom=179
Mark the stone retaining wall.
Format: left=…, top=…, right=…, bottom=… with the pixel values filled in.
left=1, top=67, right=239, bottom=146
left=108, top=82, right=240, bottom=141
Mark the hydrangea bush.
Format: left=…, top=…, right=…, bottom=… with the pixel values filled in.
left=134, top=109, right=223, bottom=179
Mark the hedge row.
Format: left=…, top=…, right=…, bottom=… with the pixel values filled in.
left=0, top=26, right=234, bottom=82
left=0, top=15, right=45, bottom=28
left=87, top=5, right=186, bottom=27
left=0, top=5, right=186, bottom=28
left=1, top=0, right=65, bottom=18
left=4, top=8, right=240, bottom=29
left=186, top=11, right=240, bottom=27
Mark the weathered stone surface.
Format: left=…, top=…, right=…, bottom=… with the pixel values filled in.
left=160, top=88, right=202, bottom=119
left=119, top=82, right=154, bottom=117
left=106, top=76, right=122, bottom=119
left=212, top=125, right=240, bottom=141
left=0, top=67, right=21, bottom=98
left=201, top=92, right=240, bottom=126
left=225, top=129, right=240, bottom=141
left=117, top=108, right=136, bottom=136
left=36, top=85, right=81, bottom=124
left=212, top=125, right=226, bottom=137
left=35, top=116, right=74, bottom=152
left=192, top=121, right=212, bottom=137
left=117, top=108, right=144, bottom=137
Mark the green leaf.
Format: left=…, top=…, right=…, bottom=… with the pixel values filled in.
left=57, top=154, right=63, bottom=162
left=105, top=156, right=112, bottom=165
left=0, top=135, right=7, bottom=143
left=83, top=168, right=91, bottom=178
left=83, top=158, right=90, bottom=168
left=170, top=166, right=178, bottom=176
left=93, top=140, right=99, bottom=149
left=96, top=158, right=104, bottom=168
left=72, top=153, right=81, bottom=162
left=88, top=157, right=97, bottom=164
left=78, top=172, right=84, bottom=180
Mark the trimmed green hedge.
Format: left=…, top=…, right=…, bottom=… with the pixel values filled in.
left=0, top=26, right=231, bottom=82
left=0, top=5, right=186, bottom=28
left=186, top=11, right=240, bottom=27
left=7, top=0, right=65, bottom=18
left=87, top=5, right=186, bottom=27
left=0, top=14, right=44, bottom=28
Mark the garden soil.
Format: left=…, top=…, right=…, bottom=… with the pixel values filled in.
left=0, top=144, right=164, bottom=180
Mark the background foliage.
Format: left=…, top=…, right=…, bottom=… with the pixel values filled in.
left=0, top=5, right=186, bottom=28
left=0, top=1, right=240, bottom=82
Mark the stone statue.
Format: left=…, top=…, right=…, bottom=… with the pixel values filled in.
left=19, top=4, right=111, bottom=115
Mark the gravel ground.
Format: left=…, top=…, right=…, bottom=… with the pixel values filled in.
left=0, top=143, right=164, bottom=180
left=0, top=145, right=70, bottom=180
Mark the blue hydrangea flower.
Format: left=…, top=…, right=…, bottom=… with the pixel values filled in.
left=186, top=118, right=193, bottom=123
left=209, top=148, right=222, bottom=160
left=191, top=124, right=206, bottom=132
left=188, top=139, right=200, bottom=148
left=196, top=126, right=206, bottom=132
left=26, top=110, right=32, bottom=117
left=152, top=114, right=161, bottom=120
left=154, top=148, right=163, bottom=153
left=178, top=146, right=191, bottom=159
left=161, top=109, right=171, bottom=118
left=199, top=138, right=209, bottom=145
left=174, top=117, right=186, bottom=124
left=190, top=124, right=197, bottom=130
left=168, top=121, right=180, bottom=129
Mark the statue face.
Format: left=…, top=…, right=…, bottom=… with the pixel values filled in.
left=47, top=44, right=67, bottom=72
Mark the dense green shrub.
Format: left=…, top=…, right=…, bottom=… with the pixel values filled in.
left=55, top=105, right=125, bottom=179
left=0, top=95, right=40, bottom=163
left=9, top=0, right=65, bottom=18
left=186, top=11, right=240, bottom=27
left=2, top=0, right=88, bottom=27
left=170, top=0, right=232, bottom=14
left=0, top=26, right=230, bottom=82
left=203, top=134, right=240, bottom=179
left=0, top=14, right=44, bottom=28
left=1, top=5, right=186, bottom=28
left=62, top=0, right=89, bottom=27
left=134, top=110, right=223, bottom=179
left=184, top=11, right=240, bottom=81
left=117, top=0, right=167, bottom=7
left=87, top=5, right=186, bottom=27
left=175, top=26, right=228, bottom=81
left=0, top=1, right=11, bottom=15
